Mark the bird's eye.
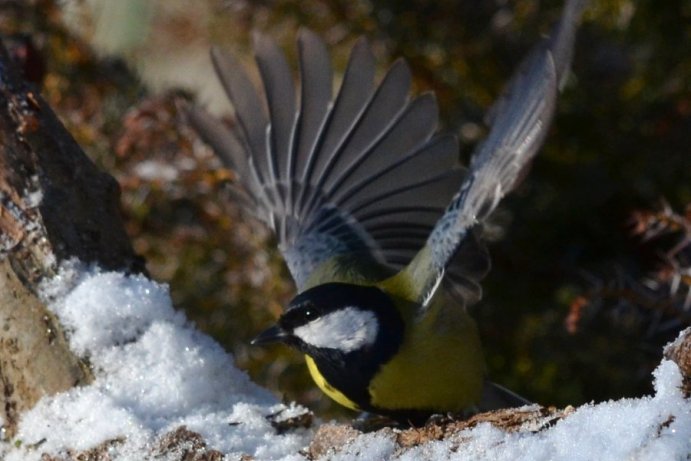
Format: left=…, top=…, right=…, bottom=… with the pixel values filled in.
left=303, top=308, right=317, bottom=321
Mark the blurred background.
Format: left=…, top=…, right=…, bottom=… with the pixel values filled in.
left=1, top=0, right=689, bottom=419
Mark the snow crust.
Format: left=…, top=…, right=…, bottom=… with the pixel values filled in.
left=1, top=263, right=689, bottom=460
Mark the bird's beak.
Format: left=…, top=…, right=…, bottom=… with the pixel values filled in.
left=251, top=324, right=289, bottom=346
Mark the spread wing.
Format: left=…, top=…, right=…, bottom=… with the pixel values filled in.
left=189, top=30, right=487, bottom=296
left=394, top=0, right=586, bottom=308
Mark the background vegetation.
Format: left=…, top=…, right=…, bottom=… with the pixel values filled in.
left=1, top=0, right=689, bottom=419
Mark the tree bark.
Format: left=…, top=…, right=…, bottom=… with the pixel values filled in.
left=0, top=40, right=144, bottom=437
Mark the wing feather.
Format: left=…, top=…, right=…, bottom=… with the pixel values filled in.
left=296, top=37, right=376, bottom=217
left=326, top=93, right=439, bottom=205
left=210, top=47, right=269, bottom=182
left=190, top=1, right=584, bottom=298
left=253, top=33, right=297, bottom=213
left=393, top=0, right=584, bottom=308
left=292, top=29, right=332, bottom=191
left=301, top=58, right=413, bottom=220
left=191, top=33, right=465, bottom=292
left=337, top=133, right=457, bottom=210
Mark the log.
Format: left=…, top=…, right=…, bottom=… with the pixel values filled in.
left=0, top=39, right=144, bottom=436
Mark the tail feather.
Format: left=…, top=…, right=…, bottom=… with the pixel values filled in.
left=479, top=381, right=532, bottom=411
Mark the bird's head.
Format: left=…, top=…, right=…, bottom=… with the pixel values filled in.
left=251, top=283, right=403, bottom=358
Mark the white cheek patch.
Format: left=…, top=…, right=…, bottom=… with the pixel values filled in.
left=293, top=307, right=378, bottom=353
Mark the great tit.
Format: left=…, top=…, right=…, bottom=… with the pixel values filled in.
left=189, top=0, right=586, bottom=422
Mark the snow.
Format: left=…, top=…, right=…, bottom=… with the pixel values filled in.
left=392, top=361, right=691, bottom=461
left=1, top=263, right=689, bottom=460
left=3, top=264, right=311, bottom=460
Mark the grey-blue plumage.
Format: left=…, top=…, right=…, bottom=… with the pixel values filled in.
left=188, top=0, right=585, bottom=311
left=409, top=0, right=586, bottom=307
left=189, top=30, right=487, bottom=301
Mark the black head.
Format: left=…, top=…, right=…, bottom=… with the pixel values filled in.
left=252, top=282, right=405, bottom=409
left=252, top=282, right=403, bottom=357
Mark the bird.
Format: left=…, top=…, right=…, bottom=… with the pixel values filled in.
left=189, top=0, right=586, bottom=423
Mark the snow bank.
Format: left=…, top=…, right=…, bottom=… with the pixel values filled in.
left=0, top=264, right=689, bottom=460
left=3, top=264, right=311, bottom=460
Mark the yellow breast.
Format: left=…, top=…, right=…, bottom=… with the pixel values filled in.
left=305, top=355, right=361, bottom=410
